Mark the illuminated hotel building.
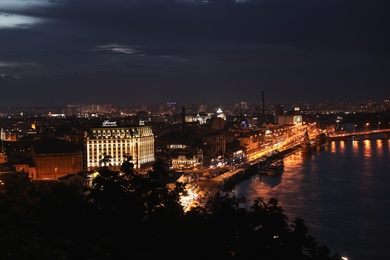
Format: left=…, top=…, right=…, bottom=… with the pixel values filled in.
left=84, top=121, right=155, bottom=172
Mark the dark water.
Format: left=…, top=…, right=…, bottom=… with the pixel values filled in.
left=234, top=139, right=390, bottom=260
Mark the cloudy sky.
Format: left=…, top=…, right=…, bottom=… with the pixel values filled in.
left=0, top=0, right=389, bottom=107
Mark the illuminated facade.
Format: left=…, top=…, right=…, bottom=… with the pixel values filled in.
left=33, top=152, right=83, bottom=180
left=171, top=155, right=198, bottom=169
left=276, top=115, right=303, bottom=126
left=31, top=141, right=83, bottom=180
left=84, top=122, right=155, bottom=172
left=170, top=148, right=203, bottom=169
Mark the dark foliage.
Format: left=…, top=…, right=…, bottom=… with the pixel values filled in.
left=0, top=164, right=342, bottom=259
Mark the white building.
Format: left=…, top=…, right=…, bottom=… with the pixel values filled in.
left=84, top=121, right=155, bottom=172
left=276, top=115, right=302, bottom=126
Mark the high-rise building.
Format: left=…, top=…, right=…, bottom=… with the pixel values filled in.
left=166, top=102, right=178, bottom=115
left=158, top=103, right=165, bottom=114
left=84, top=121, right=155, bottom=172
left=198, top=103, right=207, bottom=113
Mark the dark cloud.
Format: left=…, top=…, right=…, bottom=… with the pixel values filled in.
left=0, top=0, right=389, bottom=106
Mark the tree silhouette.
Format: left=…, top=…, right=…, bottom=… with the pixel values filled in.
left=0, top=163, right=342, bottom=259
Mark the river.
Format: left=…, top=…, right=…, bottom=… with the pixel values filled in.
left=234, top=139, right=390, bottom=260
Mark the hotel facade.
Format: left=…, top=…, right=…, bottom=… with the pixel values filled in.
left=84, top=121, right=155, bottom=172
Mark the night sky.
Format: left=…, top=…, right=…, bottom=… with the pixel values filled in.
left=1, top=0, right=389, bottom=107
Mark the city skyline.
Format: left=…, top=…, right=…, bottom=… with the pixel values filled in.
left=0, top=0, right=389, bottom=107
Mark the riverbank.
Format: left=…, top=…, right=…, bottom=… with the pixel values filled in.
left=232, top=138, right=390, bottom=260
left=199, top=145, right=303, bottom=212
left=221, top=146, right=300, bottom=191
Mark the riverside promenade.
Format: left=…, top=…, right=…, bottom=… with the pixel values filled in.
left=197, top=145, right=302, bottom=212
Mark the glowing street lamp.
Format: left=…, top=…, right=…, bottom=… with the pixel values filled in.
left=365, top=123, right=369, bottom=131
left=378, top=122, right=381, bottom=130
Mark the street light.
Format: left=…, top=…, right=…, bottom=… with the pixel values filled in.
left=365, top=123, right=369, bottom=131
left=378, top=122, right=381, bottom=130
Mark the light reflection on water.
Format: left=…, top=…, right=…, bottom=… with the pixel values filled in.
left=234, top=139, right=390, bottom=260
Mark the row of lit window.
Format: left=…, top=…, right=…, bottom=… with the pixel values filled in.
left=90, top=135, right=131, bottom=139
left=89, top=159, right=130, bottom=163
left=88, top=143, right=131, bottom=147
left=87, top=149, right=131, bottom=154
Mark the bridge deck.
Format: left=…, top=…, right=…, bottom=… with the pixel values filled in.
left=328, top=129, right=390, bottom=141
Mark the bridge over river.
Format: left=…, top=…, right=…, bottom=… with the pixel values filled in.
left=328, top=128, right=390, bottom=141
left=188, top=127, right=390, bottom=212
